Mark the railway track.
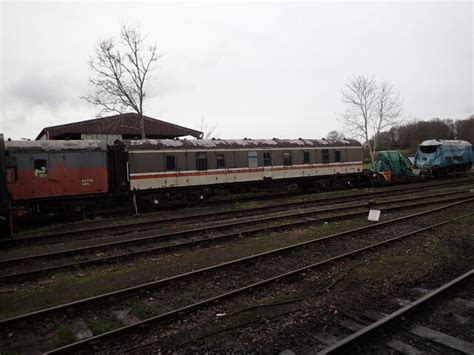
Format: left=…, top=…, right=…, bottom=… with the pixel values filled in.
left=0, top=199, right=472, bottom=353
left=318, top=269, right=473, bottom=354
left=0, top=189, right=472, bottom=283
left=45, top=174, right=469, bottom=221
left=95, top=189, right=306, bottom=217
left=3, top=178, right=474, bottom=248
left=4, top=185, right=473, bottom=254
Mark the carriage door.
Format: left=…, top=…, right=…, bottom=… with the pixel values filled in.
left=48, top=153, right=67, bottom=196
left=263, top=152, right=273, bottom=179
left=31, top=153, right=50, bottom=198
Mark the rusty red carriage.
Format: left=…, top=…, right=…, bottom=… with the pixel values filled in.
left=4, top=140, right=109, bottom=220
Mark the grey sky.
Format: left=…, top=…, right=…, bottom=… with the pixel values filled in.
left=1, top=1, right=472, bottom=140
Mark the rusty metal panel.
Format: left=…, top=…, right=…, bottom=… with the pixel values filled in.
left=64, top=166, right=108, bottom=195
left=64, top=151, right=108, bottom=195
left=64, top=152, right=107, bottom=168
left=0, top=134, right=9, bottom=209
left=7, top=150, right=109, bottom=201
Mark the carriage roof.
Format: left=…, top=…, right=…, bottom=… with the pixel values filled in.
left=116, top=138, right=361, bottom=151
left=5, top=140, right=107, bottom=152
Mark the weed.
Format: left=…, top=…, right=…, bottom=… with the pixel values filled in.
left=54, top=325, right=75, bottom=347
left=129, top=301, right=155, bottom=320
left=85, top=314, right=122, bottom=334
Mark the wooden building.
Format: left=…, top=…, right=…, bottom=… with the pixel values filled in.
left=36, top=113, right=202, bottom=143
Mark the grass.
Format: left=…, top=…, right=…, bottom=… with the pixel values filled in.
left=129, top=301, right=155, bottom=320
left=0, top=265, right=144, bottom=319
left=54, top=325, right=75, bottom=347
left=362, top=162, right=373, bottom=170
left=85, top=313, right=123, bottom=334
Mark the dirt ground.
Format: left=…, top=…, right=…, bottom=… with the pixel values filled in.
left=130, top=213, right=474, bottom=354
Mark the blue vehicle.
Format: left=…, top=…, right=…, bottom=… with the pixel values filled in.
left=414, top=139, right=472, bottom=177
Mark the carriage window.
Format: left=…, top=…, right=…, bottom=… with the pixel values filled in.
left=6, top=156, right=17, bottom=182
left=6, top=168, right=17, bottom=183
left=283, top=152, right=292, bottom=166
left=303, top=151, right=310, bottom=164
left=196, top=153, right=207, bottom=171
left=166, top=155, right=176, bottom=170
left=248, top=151, right=258, bottom=168
left=34, top=159, right=48, bottom=177
left=216, top=154, right=225, bottom=168
left=322, top=150, right=330, bottom=164
left=263, top=152, right=272, bottom=167
left=335, top=151, right=341, bottom=162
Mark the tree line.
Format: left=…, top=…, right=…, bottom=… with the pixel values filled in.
left=375, top=115, right=474, bottom=156
left=339, top=75, right=472, bottom=161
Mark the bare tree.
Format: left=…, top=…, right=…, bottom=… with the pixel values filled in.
left=325, top=130, right=345, bottom=140
left=340, top=75, right=402, bottom=164
left=372, top=80, right=402, bottom=153
left=198, top=117, right=219, bottom=139
left=82, top=24, right=161, bottom=138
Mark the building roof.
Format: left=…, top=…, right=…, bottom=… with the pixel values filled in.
left=116, top=138, right=361, bottom=151
left=35, top=113, right=203, bottom=140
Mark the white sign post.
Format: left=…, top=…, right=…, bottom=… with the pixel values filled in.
left=368, top=209, right=381, bottom=222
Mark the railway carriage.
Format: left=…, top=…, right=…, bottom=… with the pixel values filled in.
left=4, top=140, right=110, bottom=218
left=111, top=138, right=363, bottom=207
left=0, top=134, right=12, bottom=236
left=1, top=134, right=471, bottom=235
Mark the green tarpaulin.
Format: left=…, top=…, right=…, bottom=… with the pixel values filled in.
left=374, top=150, right=414, bottom=177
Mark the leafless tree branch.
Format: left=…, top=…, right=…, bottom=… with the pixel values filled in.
left=339, top=75, right=403, bottom=164
left=198, top=117, right=219, bottom=139
left=81, top=24, right=161, bottom=138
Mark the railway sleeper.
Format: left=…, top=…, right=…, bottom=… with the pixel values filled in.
left=7, top=211, right=470, bottom=353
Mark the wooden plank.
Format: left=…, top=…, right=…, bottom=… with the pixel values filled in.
left=453, top=298, right=474, bottom=309
left=387, top=339, right=424, bottom=355
left=339, top=319, right=364, bottom=332
left=313, top=332, right=339, bottom=346
left=16, top=333, right=42, bottom=355
left=112, top=309, right=141, bottom=325
left=410, top=325, right=474, bottom=354
left=316, top=270, right=473, bottom=355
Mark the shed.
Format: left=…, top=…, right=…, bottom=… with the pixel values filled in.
left=35, top=113, right=203, bottom=143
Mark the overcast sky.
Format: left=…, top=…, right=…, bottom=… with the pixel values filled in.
left=0, top=1, right=472, bottom=140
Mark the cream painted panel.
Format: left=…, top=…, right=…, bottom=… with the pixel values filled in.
left=129, top=162, right=363, bottom=190
left=164, top=174, right=178, bottom=188
left=212, top=169, right=228, bottom=184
